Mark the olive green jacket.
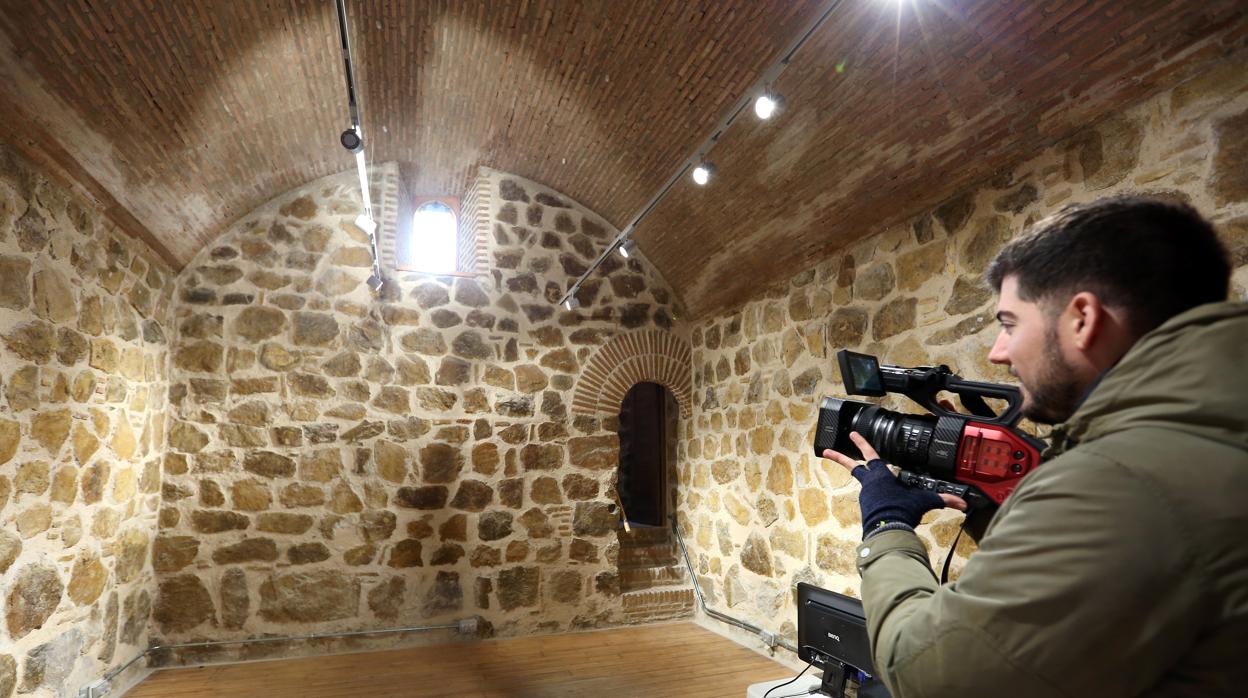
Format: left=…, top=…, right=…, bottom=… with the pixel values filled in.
left=856, top=301, right=1248, bottom=697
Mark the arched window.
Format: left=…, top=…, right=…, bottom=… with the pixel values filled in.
left=397, top=197, right=458, bottom=273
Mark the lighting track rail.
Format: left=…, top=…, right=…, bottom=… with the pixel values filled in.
left=557, top=0, right=849, bottom=309
left=334, top=0, right=384, bottom=292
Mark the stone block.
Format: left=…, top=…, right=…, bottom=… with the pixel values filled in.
left=387, top=539, right=424, bottom=568
left=497, top=567, right=540, bottom=611
left=279, top=195, right=318, bottom=219
left=20, top=627, right=83, bottom=696
left=854, top=262, right=895, bottom=301
left=449, top=480, right=493, bottom=512
left=259, top=570, right=360, bottom=623
left=212, top=538, right=279, bottom=565
left=174, top=341, right=224, bottom=373
left=572, top=502, right=615, bottom=536
left=280, top=482, right=326, bottom=508
left=396, top=486, right=448, bottom=510
left=896, top=241, right=948, bottom=291
left=30, top=409, right=70, bottom=455
left=368, top=576, right=405, bottom=620
left=292, top=312, right=339, bottom=346
left=31, top=265, right=75, bottom=323
left=430, top=543, right=466, bottom=566
left=478, top=511, right=514, bottom=542
left=421, top=443, right=463, bottom=483
left=568, top=435, right=616, bottom=470
left=872, top=297, right=918, bottom=341
left=422, top=571, right=463, bottom=615
left=243, top=451, right=295, bottom=479
left=344, top=545, right=377, bottom=566
left=934, top=192, right=975, bottom=235
left=114, top=527, right=149, bottom=582
left=531, top=477, right=562, bottom=504
left=220, top=568, right=249, bottom=630
left=232, top=479, right=273, bottom=511
left=5, top=322, right=56, bottom=364
left=562, top=474, right=599, bottom=500
left=256, top=513, right=314, bottom=535
left=740, top=532, right=773, bottom=577
left=521, top=443, right=562, bottom=470
left=191, top=510, right=250, bottom=534
left=0, top=256, right=31, bottom=310
left=152, top=536, right=200, bottom=572
left=154, top=574, right=215, bottom=633
left=65, top=552, right=107, bottom=606
left=496, top=395, right=533, bottom=417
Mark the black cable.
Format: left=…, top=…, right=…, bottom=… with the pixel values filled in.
left=773, top=688, right=820, bottom=698
left=763, top=661, right=815, bottom=698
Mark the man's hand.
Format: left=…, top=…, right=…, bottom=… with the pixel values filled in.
left=823, top=431, right=967, bottom=539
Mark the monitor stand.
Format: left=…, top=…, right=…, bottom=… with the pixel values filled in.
left=815, top=662, right=891, bottom=698
left=818, top=661, right=851, bottom=698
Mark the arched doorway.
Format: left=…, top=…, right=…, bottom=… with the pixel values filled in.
left=617, top=382, right=679, bottom=527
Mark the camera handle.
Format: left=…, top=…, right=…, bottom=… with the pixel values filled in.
left=880, top=366, right=1024, bottom=427
left=935, top=376, right=1023, bottom=426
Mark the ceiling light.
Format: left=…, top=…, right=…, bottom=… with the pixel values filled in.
left=340, top=128, right=363, bottom=154
left=355, top=213, right=377, bottom=234
left=754, top=93, right=784, bottom=120
left=618, top=239, right=637, bottom=258
left=691, top=163, right=716, bottom=186
left=563, top=297, right=581, bottom=311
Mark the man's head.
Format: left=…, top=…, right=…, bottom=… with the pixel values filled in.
left=984, top=196, right=1231, bottom=423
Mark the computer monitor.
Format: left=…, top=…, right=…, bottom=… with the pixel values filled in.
left=796, top=583, right=891, bottom=698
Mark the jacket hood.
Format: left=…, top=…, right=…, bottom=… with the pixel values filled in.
left=1052, top=301, right=1248, bottom=455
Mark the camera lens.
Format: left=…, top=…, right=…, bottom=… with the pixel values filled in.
left=850, top=405, right=938, bottom=471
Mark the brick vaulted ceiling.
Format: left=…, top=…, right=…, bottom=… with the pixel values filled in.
left=0, top=1, right=1245, bottom=317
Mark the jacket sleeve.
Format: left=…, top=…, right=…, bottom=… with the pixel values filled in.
left=855, top=449, right=1202, bottom=698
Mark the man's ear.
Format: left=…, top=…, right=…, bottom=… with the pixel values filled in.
left=1066, top=291, right=1104, bottom=350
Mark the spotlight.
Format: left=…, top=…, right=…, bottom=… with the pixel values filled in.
left=367, top=273, right=384, bottom=292
left=691, top=162, right=716, bottom=186
left=340, top=128, right=363, bottom=154
left=618, top=239, right=637, bottom=259
left=563, top=297, right=580, bottom=311
left=754, top=93, right=784, bottom=120
left=355, top=213, right=377, bottom=235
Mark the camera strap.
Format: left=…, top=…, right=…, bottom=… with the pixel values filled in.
left=940, top=526, right=966, bottom=585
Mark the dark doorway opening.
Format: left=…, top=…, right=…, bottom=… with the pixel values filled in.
left=617, top=382, right=676, bottom=527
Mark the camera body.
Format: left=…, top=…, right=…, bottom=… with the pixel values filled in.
left=814, top=350, right=1046, bottom=508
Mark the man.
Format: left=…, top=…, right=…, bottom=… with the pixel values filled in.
left=822, top=196, right=1248, bottom=697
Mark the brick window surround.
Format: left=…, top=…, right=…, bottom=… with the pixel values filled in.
left=572, top=330, right=693, bottom=418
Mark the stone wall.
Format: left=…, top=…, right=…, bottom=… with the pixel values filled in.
left=0, top=146, right=173, bottom=696
left=154, top=165, right=687, bottom=663
left=677, top=56, right=1248, bottom=646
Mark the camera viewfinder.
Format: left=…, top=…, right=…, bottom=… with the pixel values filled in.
left=836, top=350, right=886, bottom=397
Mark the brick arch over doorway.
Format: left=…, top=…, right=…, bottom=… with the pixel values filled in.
left=572, top=330, right=693, bottom=419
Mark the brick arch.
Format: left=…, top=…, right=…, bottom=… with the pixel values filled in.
left=572, top=330, right=693, bottom=418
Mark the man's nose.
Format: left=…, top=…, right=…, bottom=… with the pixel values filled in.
left=988, top=330, right=1010, bottom=365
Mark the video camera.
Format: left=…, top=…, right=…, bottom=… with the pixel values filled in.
left=813, top=350, right=1045, bottom=509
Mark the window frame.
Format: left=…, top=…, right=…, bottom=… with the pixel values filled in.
left=396, top=195, right=461, bottom=274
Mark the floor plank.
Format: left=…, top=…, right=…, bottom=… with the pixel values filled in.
left=126, top=622, right=797, bottom=697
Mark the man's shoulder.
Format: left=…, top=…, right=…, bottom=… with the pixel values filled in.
left=1011, top=426, right=1248, bottom=530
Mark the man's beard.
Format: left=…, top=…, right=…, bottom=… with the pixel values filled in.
left=1020, top=323, right=1084, bottom=424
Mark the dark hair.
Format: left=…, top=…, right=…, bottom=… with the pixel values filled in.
left=985, top=196, right=1231, bottom=337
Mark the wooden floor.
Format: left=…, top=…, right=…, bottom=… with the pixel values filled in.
left=126, top=622, right=797, bottom=697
